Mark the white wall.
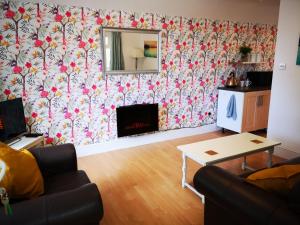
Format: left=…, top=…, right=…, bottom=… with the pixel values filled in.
left=25, top=0, right=280, bottom=24
left=267, top=0, right=300, bottom=158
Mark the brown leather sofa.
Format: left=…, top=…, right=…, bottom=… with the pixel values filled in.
left=193, top=157, right=300, bottom=225
left=0, top=143, right=103, bottom=225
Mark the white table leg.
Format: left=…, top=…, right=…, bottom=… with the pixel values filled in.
left=182, top=153, right=187, bottom=188
left=242, top=156, right=247, bottom=170
left=267, top=147, right=274, bottom=168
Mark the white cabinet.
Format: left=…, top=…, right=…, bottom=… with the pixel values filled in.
left=217, top=89, right=271, bottom=133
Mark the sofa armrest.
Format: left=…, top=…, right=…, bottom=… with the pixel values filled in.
left=30, top=143, right=77, bottom=178
left=193, top=166, right=300, bottom=225
left=0, top=183, right=103, bottom=225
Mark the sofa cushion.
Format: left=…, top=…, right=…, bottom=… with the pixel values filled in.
left=246, top=164, right=300, bottom=197
left=0, top=142, right=44, bottom=199
left=44, top=170, right=90, bottom=194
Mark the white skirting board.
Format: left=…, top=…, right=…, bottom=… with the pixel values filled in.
left=76, top=123, right=220, bottom=157
left=273, top=146, right=300, bottom=160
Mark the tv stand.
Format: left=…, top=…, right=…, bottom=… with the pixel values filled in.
left=9, top=135, right=44, bottom=150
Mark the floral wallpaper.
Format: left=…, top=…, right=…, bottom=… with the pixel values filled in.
left=0, top=1, right=277, bottom=146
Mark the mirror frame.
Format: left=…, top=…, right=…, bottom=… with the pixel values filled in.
left=101, top=27, right=161, bottom=75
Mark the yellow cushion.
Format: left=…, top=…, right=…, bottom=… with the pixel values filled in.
left=0, top=142, right=44, bottom=199
left=246, top=165, right=300, bottom=196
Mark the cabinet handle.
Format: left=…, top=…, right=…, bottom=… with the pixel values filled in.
left=257, top=96, right=263, bottom=106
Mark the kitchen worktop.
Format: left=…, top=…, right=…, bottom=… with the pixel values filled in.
left=217, top=86, right=271, bottom=93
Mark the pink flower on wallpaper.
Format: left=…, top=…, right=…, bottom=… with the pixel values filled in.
left=46, top=137, right=54, bottom=145
left=163, top=102, right=168, bottom=108
left=86, top=131, right=93, bottom=138
left=189, top=63, right=193, bottom=69
left=175, top=82, right=180, bottom=88
left=162, top=64, right=167, bottom=70
left=5, top=10, right=15, bottom=18
left=82, top=88, right=89, bottom=95
left=74, top=108, right=80, bottom=113
left=111, top=105, right=116, bottom=110
left=175, top=116, right=180, bottom=124
left=79, top=41, right=86, bottom=48
left=131, top=20, right=138, bottom=27
left=169, top=20, right=174, bottom=25
left=148, top=84, right=154, bottom=90
left=0, top=35, right=3, bottom=41
left=96, top=17, right=103, bottom=25
left=34, top=39, right=43, bottom=47
left=51, top=87, right=57, bottom=92
left=176, top=44, right=181, bottom=50
left=70, top=62, right=76, bottom=68
left=156, top=81, right=160, bottom=86
left=182, top=115, right=186, bottom=120
left=13, top=66, right=22, bottom=74
left=4, top=89, right=10, bottom=96
left=60, top=65, right=68, bottom=73
left=65, top=11, right=71, bottom=17
left=118, top=86, right=124, bottom=93
left=64, top=112, right=72, bottom=119
left=162, top=23, right=168, bottom=29
left=40, top=90, right=49, bottom=98
left=56, top=133, right=62, bottom=138
left=31, top=112, right=38, bottom=118
left=92, top=84, right=97, bottom=90
left=200, top=81, right=205, bottom=86
left=46, top=36, right=52, bottom=43
left=88, top=38, right=94, bottom=44
left=25, top=62, right=32, bottom=68
left=18, top=7, right=25, bottom=14
left=55, top=14, right=63, bottom=22
left=102, top=108, right=108, bottom=115
left=105, top=15, right=111, bottom=20
left=199, top=114, right=204, bottom=120
left=140, top=18, right=144, bottom=23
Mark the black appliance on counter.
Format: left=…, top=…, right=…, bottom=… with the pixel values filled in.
left=246, top=71, right=273, bottom=88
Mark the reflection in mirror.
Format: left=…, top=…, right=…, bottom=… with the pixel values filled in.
left=102, top=28, right=160, bottom=74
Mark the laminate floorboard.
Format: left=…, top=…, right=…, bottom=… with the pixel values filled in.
left=78, top=130, right=283, bottom=225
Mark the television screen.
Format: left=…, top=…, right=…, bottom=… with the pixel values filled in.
left=0, top=98, right=27, bottom=143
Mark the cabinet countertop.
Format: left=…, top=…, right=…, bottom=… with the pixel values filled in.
left=218, top=86, right=271, bottom=93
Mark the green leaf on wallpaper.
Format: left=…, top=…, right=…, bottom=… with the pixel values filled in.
left=297, top=36, right=300, bottom=66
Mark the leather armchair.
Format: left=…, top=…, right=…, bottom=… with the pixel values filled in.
left=193, top=157, right=300, bottom=225
left=0, top=144, right=103, bottom=225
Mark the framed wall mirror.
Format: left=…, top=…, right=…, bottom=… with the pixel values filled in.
left=101, top=27, right=161, bottom=74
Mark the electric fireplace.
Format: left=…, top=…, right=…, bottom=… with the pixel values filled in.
left=116, top=104, right=158, bottom=137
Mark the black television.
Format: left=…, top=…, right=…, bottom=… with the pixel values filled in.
left=116, top=104, right=158, bottom=137
left=0, top=98, right=27, bottom=143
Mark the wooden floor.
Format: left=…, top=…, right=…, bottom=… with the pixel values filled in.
left=78, top=131, right=283, bottom=225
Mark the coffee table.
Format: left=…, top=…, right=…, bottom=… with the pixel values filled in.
left=177, top=133, right=281, bottom=203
